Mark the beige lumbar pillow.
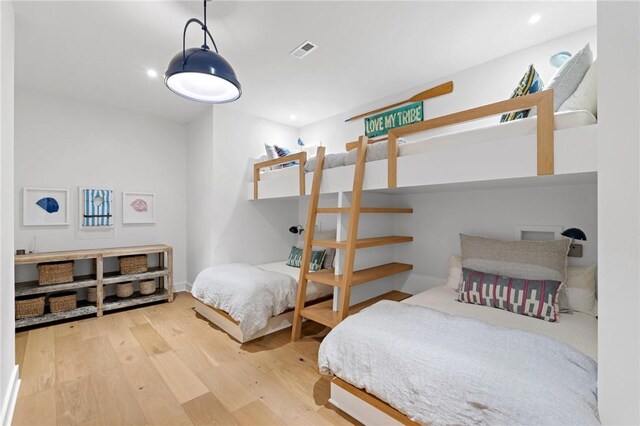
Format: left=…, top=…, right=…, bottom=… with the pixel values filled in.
left=564, top=264, right=597, bottom=316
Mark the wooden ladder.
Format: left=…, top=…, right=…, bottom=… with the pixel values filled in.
left=291, top=136, right=413, bottom=341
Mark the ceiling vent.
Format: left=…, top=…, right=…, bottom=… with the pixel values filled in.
left=290, top=41, right=318, bottom=59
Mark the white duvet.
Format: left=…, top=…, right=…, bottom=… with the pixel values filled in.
left=191, top=263, right=297, bottom=338
left=318, top=300, right=599, bottom=426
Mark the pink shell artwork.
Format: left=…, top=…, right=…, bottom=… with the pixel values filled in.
left=130, top=199, right=148, bottom=213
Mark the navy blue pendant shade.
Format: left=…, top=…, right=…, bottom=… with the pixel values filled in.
left=165, top=1, right=241, bottom=104
left=561, top=228, right=587, bottom=241
left=165, top=47, right=241, bottom=103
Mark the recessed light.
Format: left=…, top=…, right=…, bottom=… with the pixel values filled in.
left=146, top=69, right=158, bottom=78
left=528, top=14, right=541, bottom=25
left=289, top=114, right=297, bottom=121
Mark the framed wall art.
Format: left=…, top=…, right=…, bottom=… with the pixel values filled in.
left=22, top=187, right=69, bottom=226
left=122, top=192, right=155, bottom=224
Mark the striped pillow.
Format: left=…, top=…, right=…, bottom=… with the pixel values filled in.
left=274, top=145, right=298, bottom=168
left=458, top=267, right=562, bottom=322
left=500, top=64, right=544, bottom=122
left=286, top=246, right=326, bottom=272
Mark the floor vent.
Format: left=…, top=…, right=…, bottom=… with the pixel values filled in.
left=290, top=41, right=318, bottom=59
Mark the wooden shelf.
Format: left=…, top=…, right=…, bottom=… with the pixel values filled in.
left=312, top=236, right=413, bottom=249
left=14, top=267, right=169, bottom=297
left=306, top=262, right=413, bottom=287
left=300, top=290, right=411, bottom=328
left=103, top=290, right=170, bottom=312
left=15, top=244, right=172, bottom=265
left=316, top=207, right=413, bottom=214
left=16, top=303, right=98, bottom=328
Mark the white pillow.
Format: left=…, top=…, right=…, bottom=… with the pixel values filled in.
left=545, top=43, right=594, bottom=111
left=559, top=60, right=597, bottom=117
left=446, top=255, right=462, bottom=290
left=264, top=143, right=282, bottom=170
left=564, top=264, right=597, bottom=316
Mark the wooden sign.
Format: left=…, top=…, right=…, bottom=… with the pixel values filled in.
left=364, top=101, right=424, bottom=138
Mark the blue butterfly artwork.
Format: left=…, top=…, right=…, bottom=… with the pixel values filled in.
left=297, top=137, right=304, bottom=147
left=36, top=197, right=60, bottom=214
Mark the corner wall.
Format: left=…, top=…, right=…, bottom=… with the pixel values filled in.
left=0, top=2, right=18, bottom=424
left=186, top=108, right=299, bottom=285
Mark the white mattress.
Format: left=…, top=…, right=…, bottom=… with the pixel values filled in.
left=256, top=110, right=596, bottom=182
left=403, top=285, right=598, bottom=360
left=259, top=261, right=333, bottom=301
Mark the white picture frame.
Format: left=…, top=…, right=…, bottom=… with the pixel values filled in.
left=22, top=187, right=69, bottom=226
left=78, top=187, right=115, bottom=230
left=122, top=192, right=156, bottom=224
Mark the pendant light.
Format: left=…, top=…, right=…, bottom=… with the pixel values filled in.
left=165, top=0, right=241, bottom=104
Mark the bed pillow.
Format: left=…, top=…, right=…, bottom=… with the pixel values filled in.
left=296, top=231, right=336, bottom=270
left=287, top=246, right=326, bottom=272
left=500, top=64, right=544, bottom=122
left=264, top=143, right=282, bottom=170
left=274, top=145, right=298, bottom=168
left=559, top=60, right=597, bottom=117
left=460, top=233, right=570, bottom=283
left=458, top=267, right=562, bottom=322
left=564, top=264, right=597, bottom=315
left=445, top=255, right=462, bottom=290
left=344, top=139, right=407, bottom=166
left=545, top=43, right=594, bottom=112
left=304, top=152, right=349, bottom=173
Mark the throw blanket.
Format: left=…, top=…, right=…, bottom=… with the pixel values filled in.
left=192, top=263, right=297, bottom=338
left=318, top=301, right=599, bottom=426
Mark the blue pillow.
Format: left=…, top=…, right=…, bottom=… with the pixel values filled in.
left=500, top=64, right=544, bottom=122
left=274, top=145, right=298, bottom=168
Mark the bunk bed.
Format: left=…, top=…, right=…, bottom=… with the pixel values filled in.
left=250, top=90, right=597, bottom=200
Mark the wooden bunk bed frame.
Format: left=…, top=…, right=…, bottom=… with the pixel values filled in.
left=252, top=90, right=555, bottom=199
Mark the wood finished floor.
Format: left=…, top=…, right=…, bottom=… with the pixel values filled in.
left=13, top=292, right=360, bottom=426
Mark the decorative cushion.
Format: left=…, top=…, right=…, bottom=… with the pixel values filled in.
left=296, top=231, right=336, bottom=270
left=274, top=145, right=298, bottom=168
left=500, top=64, right=544, bottom=122
left=344, top=139, right=407, bottom=166
left=460, top=233, right=570, bottom=283
left=458, top=267, right=562, bottom=322
left=304, top=152, right=349, bottom=172
left=545, top=43, right=594, bottom=112
left=559, top=60, right=597, bottom=117
left=264, top=143, right=282, bottom=170
left=286, top=246, right=326, bottom=272
left=563, top=264, right=597, bottom=316
left=445, top=255, right=462, bottom=290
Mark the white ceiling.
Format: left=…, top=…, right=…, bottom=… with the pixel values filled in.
left=14, top=1, right=596, bottom=127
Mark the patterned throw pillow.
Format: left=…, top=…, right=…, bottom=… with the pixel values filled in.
left=286, top=246, right=326, bottom=272
left=458, top=267, right=561, bottom=322
left=500, top=64, right=544, bottom=122
left=274, top=145, right=298, bottom=168
left=264, top=143, right=282, bottom=170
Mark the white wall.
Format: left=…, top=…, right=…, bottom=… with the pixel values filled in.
left=596, top=2, right=640, bottom=424
left=14, top=89, right=188, bottom=286
left=394, top=183, right=597, bottom=294
left=0, top=2, right=17, bottom=424
left=186, top=108, right=300, bottom=285
left=300, top=26, right=597, bottom=153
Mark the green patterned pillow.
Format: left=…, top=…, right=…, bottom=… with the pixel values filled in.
left=287, top=246, right=326, bottom=272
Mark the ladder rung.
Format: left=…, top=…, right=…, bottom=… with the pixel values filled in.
left=312, top=236, right=413, bottom=249
left=306, top=262, right=412, bottom=287
left=316, top=207, right=413, bottom=214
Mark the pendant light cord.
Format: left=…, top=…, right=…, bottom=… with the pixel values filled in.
left=181, top=1, right=219, bottom=65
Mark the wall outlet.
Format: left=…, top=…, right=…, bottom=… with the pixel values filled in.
left=568, top=243, right=583, bottom=257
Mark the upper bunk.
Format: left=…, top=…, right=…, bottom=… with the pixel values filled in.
left=248, top=90, right=597, bottom=200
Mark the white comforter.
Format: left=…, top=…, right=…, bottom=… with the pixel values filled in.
left=318, top=301, right=599, bottom=426
left=191, top=263, right=297, bottom=338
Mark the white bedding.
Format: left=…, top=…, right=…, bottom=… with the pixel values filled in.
left=318, top=299, right=599, bottom=426
left=257, top=110, right=596, bottom=181
left=404, top=285, right=597, bottom=360
left=192, top=262, right=332, bottom=338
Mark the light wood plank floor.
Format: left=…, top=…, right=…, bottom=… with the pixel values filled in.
left=13, top=292, right=360, bottom=426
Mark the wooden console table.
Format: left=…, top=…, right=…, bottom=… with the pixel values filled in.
left=14, top=244, right=173, bottom=328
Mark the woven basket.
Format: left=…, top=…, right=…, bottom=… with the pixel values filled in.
left=49, top=291, right=77, bottom=313
left=86, top=287, right=102, bottom=303
left=116, top=282, right=134, bottom=298
left=139, top=280, right=156, bottom=295
left=15, top=296, right=45, bottom=319
left=119, top=255, right=148, bottom=275
left=37, top=261, right=74, bottom=286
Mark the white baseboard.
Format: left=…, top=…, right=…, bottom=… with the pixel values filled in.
left=1, top=365, right=20, bottom=426
left=173, top=281, right=188, bottom=293
left=185, top=282, right=192, bottom=293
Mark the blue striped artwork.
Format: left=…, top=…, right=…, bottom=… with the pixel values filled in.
left=82, top=189, right=113, bottom=227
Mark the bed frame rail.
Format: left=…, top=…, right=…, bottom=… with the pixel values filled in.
left=253, top=152, right=307, bottom=199
left=385, top=90, right=554, bottom=187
